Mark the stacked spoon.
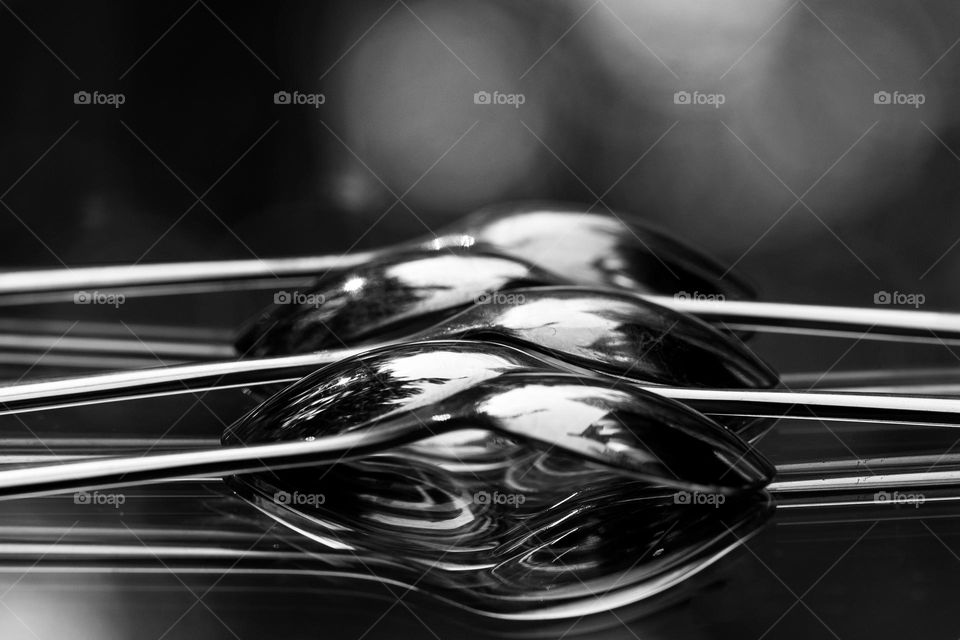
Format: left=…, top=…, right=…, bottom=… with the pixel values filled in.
left=0, top=201, right=959, bottom=620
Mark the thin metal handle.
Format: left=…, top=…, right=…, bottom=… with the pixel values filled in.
left=4, top=351, right=960, bottom=424
left=0, top=420, right=426, bottom=499
left=645, top=295, right=960, bottom=345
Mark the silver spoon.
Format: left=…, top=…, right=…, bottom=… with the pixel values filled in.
left=6, top=341, right=957, bottom=479
left=0, top=228, right=749, bottom=367
left=0, top=202, right=750, bottom=301
left=0, top=247, right=563, bottom=367
left=0, top=287, right=778, bottom=418
left=0, top=369, right=775, bottom=499
left=2, top=338, right=960, bottom=500
left=0, top=288, right=957, bottom=428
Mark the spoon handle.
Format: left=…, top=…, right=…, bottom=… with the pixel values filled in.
left=0, top=421, right=429, bottom=499
left=4, top=353, right=960, bottom=425
left=0, top=254, right=376, bottom=296
left=646, top=295, right=960, bottom=345
left=1, top=435, right=960, bottom=502
left=654, top=387, right=960, bottom=426
left=768, top=471, right=960, bottom=494
left=0, top=350, right=357, bottom=415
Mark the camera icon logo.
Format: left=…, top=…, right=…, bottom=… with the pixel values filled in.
left=674, top=291, right=690, bottom=300
left=673, top=491, right=691, bottom=504
left=74, top=491, right=92, bottom=504
left=274, top=491, right=292, bottom=504
left=875, top=490, right=891, bottom=503
left=73, top=91, right=91, bottom=105
left=673, top=91, right=691, bottom=105
left=873, top=91, right=891, bottom=105
left=274, top=91, right=292, bottom=105
left=74, top=291, right=91, bottom=304
left=874, top=290, right=891, bottom=304
left=274, top=291, right=292, bottom=304
left=474, top=91, right=491, bottom=105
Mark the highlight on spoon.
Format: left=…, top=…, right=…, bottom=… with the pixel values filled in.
left=408, top=286, right=779, bottom=389
left=456, top=201, right=755, bottom=299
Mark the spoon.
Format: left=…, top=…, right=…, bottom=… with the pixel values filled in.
left=2, top=230, right=752, bottom=367
left=0, top=287, right=778, bottom=418
left=0, top=369, right=776, bottom=499
left=232, top=247, right=562, bottom=356
left=0, top=288, right=958, bottom=428
left=5, top=336, right=960, bottom=499
left=0, top=247, right=563, bottom=367
left=0, top=202, right=750, bottom=302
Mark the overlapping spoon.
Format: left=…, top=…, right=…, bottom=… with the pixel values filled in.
left=0, top=288, right=959, bottom=431
left=0, top=341, right=950, bottom=620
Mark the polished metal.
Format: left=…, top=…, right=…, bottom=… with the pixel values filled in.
left=0, top=367, right=775, bottom=498
left=233, top=466, right=772, bottom=619
left=0, top=287, right=778, bottom=416
left=235, top=248, right=560, bottom=356
left=0, top=203, right=748, bottom=300
left=0, top=290, right=958, bottom=426
left=449, top=202, right=752, bottom=297
left=653, top=295, right=960, bottom=346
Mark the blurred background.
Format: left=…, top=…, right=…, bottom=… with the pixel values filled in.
left=2, top=1, right=959, bottom=305
left=3, top=1, right=960, bottom=638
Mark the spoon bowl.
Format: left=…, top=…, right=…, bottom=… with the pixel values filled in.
left=223, top=364, right=776, bottom=493
left=243, top=286, right=778, bottom=390
left=236, top=248, right=560, bottom=356
left=457, top=202, right=754, bottom=298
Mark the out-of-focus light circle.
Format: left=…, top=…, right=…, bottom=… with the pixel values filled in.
left=332, top=1, right=549, bottom=218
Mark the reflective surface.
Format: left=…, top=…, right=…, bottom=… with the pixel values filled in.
left=230, top=466, right=772, bottom=619
left=241, top=286, right=778, bottom=388
left=223, top=342, right=773, bottom=617
left=237, top=248, right=559, bottom=357
left=419, top=286, right=777, bottom=388
left=224, top=348, right=774, bottom=492
left=456, top=203, right=755, bottom=299
left=0, top=287, right=779, bottom=420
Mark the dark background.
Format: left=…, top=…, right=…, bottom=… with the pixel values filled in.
left=2, top=1, right=960, bottom=638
